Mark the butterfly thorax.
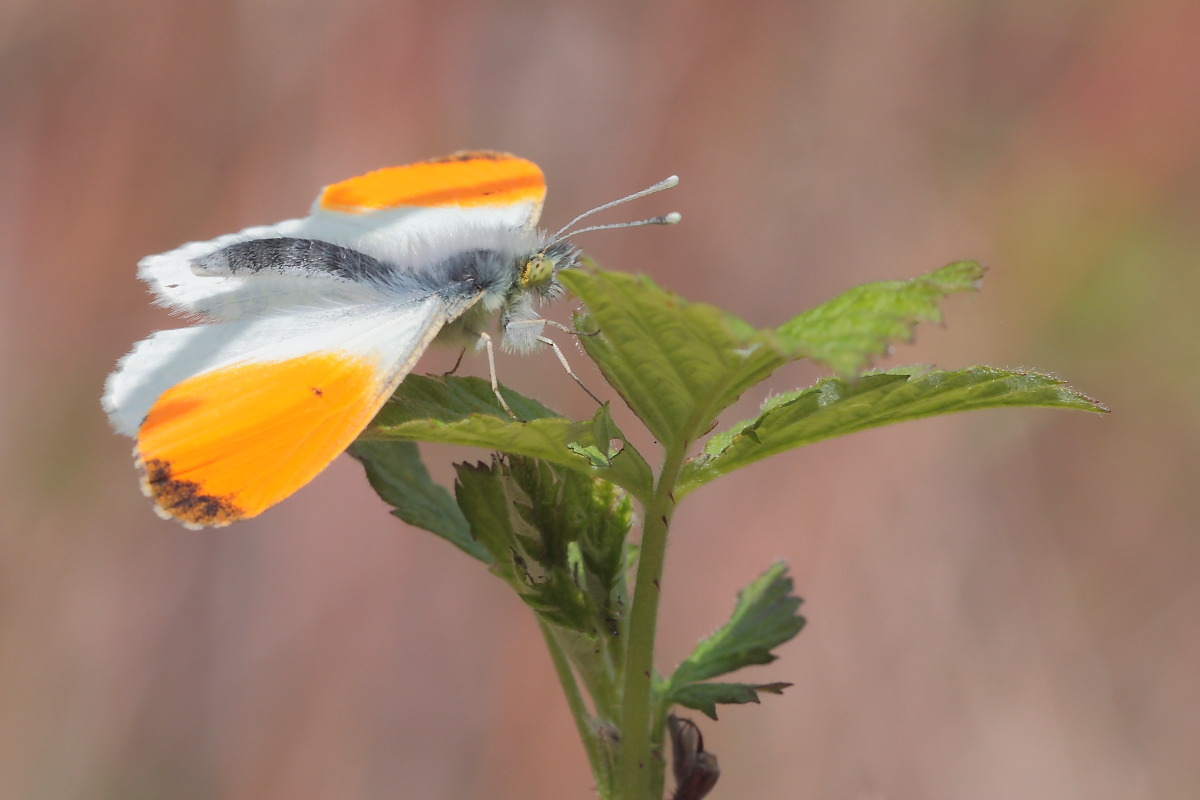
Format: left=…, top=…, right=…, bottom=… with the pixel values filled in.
left=432, top=237, right=579, bottom=355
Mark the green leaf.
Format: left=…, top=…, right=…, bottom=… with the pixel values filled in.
left=668, top=562, right=805, bottom=688
left=560, top=267, right=782, bottom=448
left=775, top=260, right=985, bottom=375
left=453, top=456, right=634, bottom=636
left=576, top=479, right=635, bottom=637
left=559, top=262, right=985, bottom=449
left=371, top=372, right=561, bottom=423
left=669, top=681, right=792, bottom=721
left=348, top=440, right=488, bottom=563
left=680, top=366, right=1108, bottom=496
left=361, top=375, right=654, bottom=501
left=453, top=459, right=525, bottom=584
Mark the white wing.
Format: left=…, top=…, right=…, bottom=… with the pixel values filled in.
left=103, top=296, right=449, bottom=437
left=103, top=295, right=471, bottom=527
left=141, top=153, right=546, bottom=321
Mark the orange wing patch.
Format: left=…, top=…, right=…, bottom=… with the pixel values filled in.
left=136, top=352, right=387, bottom=527
left=319, top=150, right=546, bottom=213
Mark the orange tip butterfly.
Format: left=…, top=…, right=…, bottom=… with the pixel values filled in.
left=103, top=151, right=679, bottom=528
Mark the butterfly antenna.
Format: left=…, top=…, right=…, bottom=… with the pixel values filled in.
left=550, top=213, right=682, bottom=245
left=547, top=175, right=680, bottom=246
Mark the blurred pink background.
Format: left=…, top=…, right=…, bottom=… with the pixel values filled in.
left=3, top=1, right=1197, bottom=798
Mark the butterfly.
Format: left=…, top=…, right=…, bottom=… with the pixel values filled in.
left=103, top=151, right=678, bottom=528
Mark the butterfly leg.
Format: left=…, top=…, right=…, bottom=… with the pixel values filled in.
left=536, top=335, right=604, bottom=406
left=476, top=331, right=520, bottom=420
left=504, top=318, right=603, bottom=407
left=539, top=319, right=600, bottom=338
left=443, top=347, right=467, bottom=376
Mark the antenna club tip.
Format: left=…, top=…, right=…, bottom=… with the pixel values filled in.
left=664, top=212, right=682, bottom=225
left=663, top=175, right=680, bottom=187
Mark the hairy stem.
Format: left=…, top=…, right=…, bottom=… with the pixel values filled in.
left=616, top=445, right=685, bottom=799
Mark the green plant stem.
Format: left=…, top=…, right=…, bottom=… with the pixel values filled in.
left=539, top=620, right=608, bottom=793
left=616, top=445, right=685, bottom=799
left=648, top=701, right=670, bottom=800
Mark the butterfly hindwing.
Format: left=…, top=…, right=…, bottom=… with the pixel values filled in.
left=104, top=297, right=463, bottom=527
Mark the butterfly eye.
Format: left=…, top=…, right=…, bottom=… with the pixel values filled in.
left=519, top=253, right=555, bottom=288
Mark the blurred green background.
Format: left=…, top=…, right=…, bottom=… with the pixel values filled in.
left=2, top=1, right=1197, bottom=798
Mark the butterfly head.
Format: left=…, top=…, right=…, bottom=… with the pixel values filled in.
left=517, top=238, right=580, bottom=296
left=518, top=252, right=556, bottom=289
left=516, top=173, right=681, bottom=296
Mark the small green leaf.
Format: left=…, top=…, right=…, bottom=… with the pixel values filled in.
left=668, top=562, right=805, bottom=688
left=669, top=681, right=792, bottom=721
left=349, top=440, right=488, bottom=563
left=560, top=267, right=781, bottom=449
left=577, top=479, right=635, bottom=630
left=567, top=441, right=617, bottom=467
left=775, top=260, right=985, bottom=375
left=362, top=375, right=653, bottom=501
left=680, top=366, right=1107, bottom=496
left=566, top=406, right=625, bottom=467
